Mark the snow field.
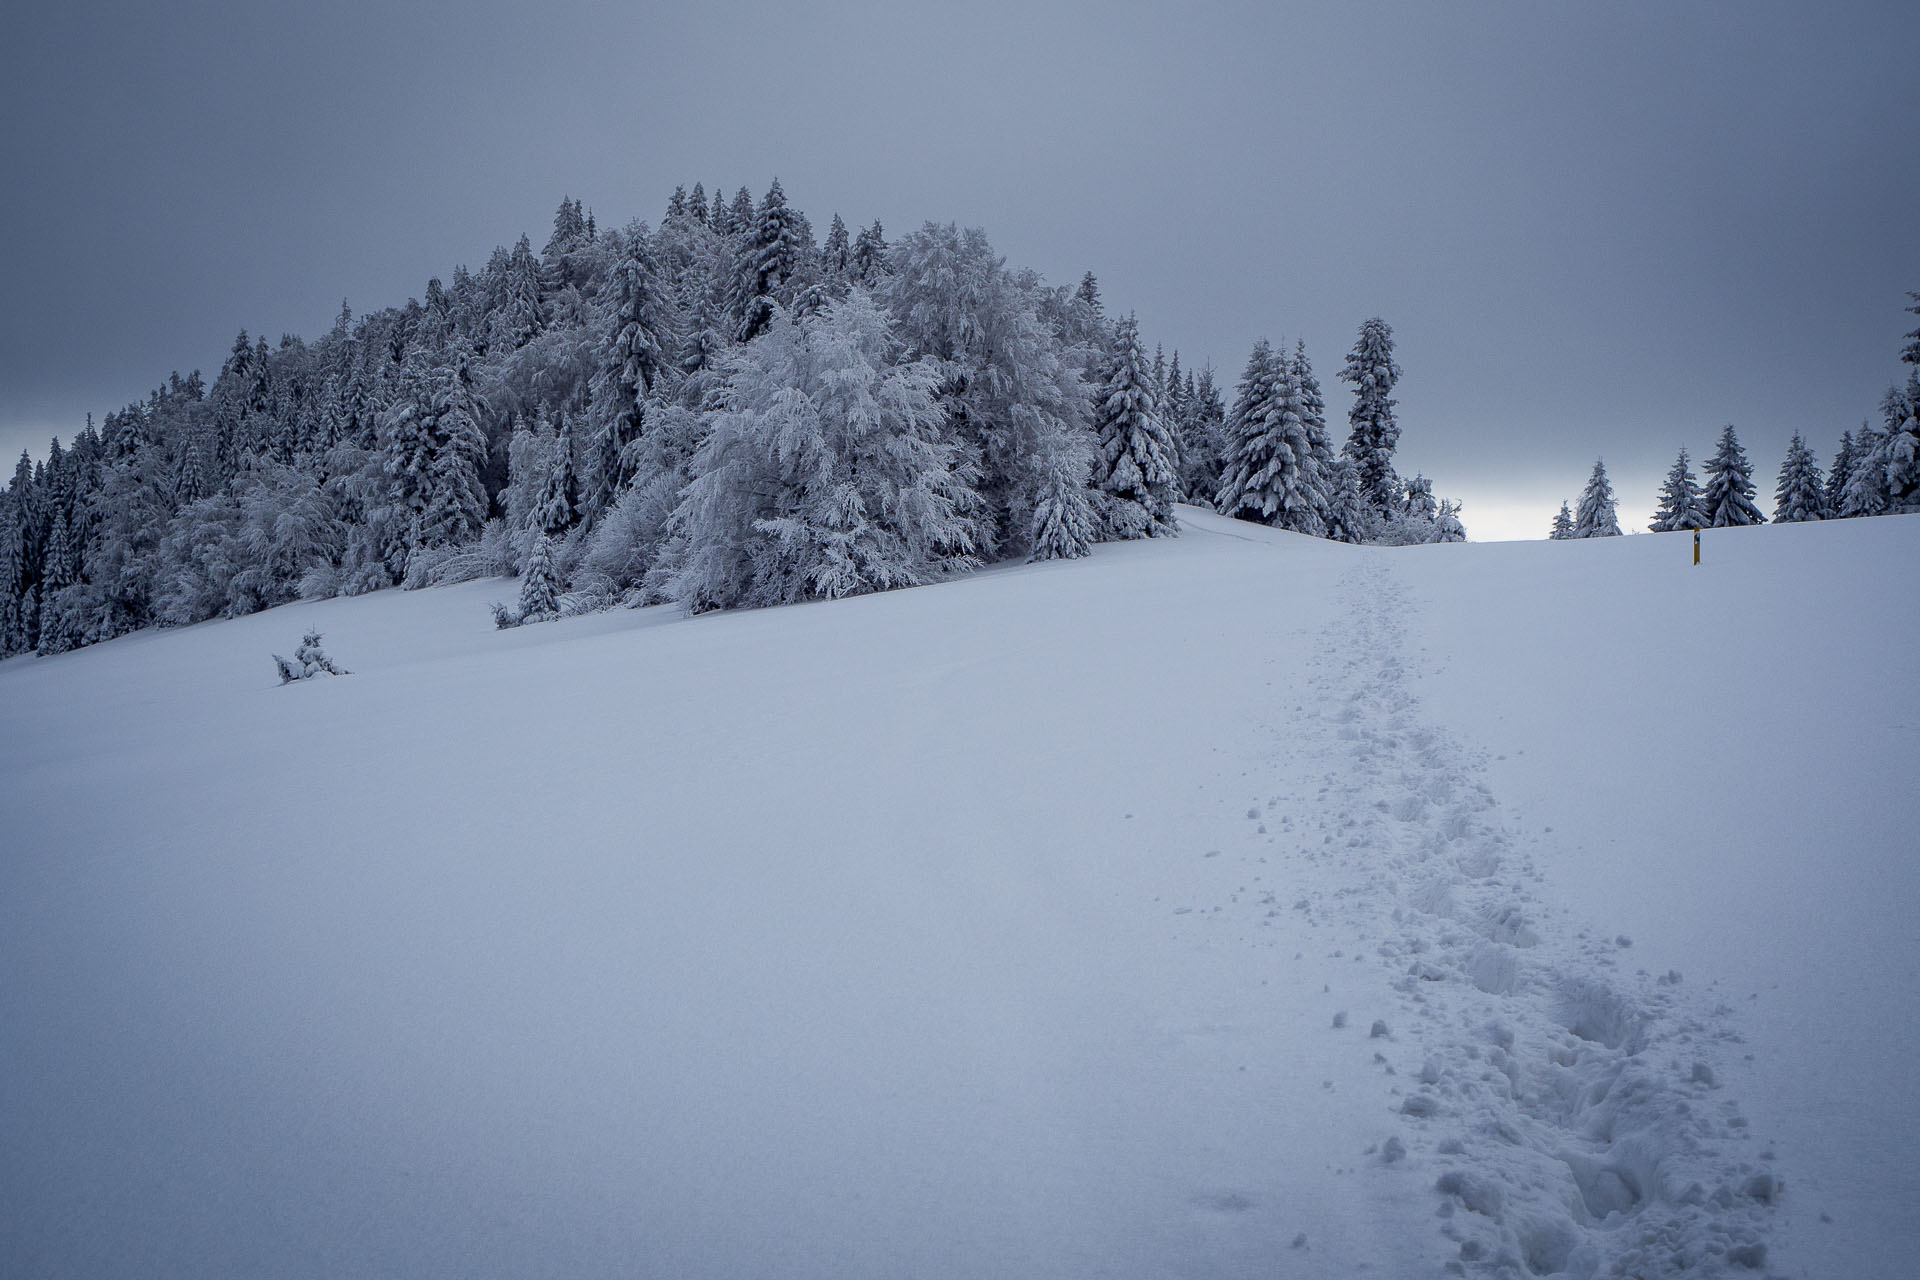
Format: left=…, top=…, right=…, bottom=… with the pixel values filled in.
left=3, top=508, right=1915, bottom=1278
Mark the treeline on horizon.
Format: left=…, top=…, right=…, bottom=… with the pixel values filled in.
left=1549, top=298, right=1920, bottom=539
left=0, top=180, right=1462, bottom=659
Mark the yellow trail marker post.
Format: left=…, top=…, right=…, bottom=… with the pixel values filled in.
left=1693, top=529, right=1701, bottom=565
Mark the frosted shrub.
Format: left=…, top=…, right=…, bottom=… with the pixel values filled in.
left=273, top=631, right=347, bottom=683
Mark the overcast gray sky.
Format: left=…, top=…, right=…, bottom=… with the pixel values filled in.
left=4, top=0, right=1915, bottom=538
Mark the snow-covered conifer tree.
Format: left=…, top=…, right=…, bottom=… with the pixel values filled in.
left=851, top=221, right=888, bottom=286
left=490, top=234, right=547, bottom=351
left=1028, top=446, right=1097, bottom=562
left=518, top=533, right=561, bottom=620
left=736, top=179, right=804, bottom=342
left=1075, top=272, right=1102, bottom=315
left=1699, top=424, right=1765, bottom=527
left=1649, top=448, right=1707, bottom=531
left=1772, top=432, right=1828, bottom=522
left=1826, top=431, right=1857, bottom=516
left=1215, top=339, right=1326, bottom=534
left=1884, top=377, right=1920, bottom=512
left=823, top=214, right=850, bottom=279
left=1573, top=460, right=1621, bottom=537
left=1090, top=315, right=1178, bottom=539
left=1181, top=365, right=1226, bottom=510
left=534, top=413, right=579, bottom=536
left=1339, top=317, right=1401, bottom=512
left=380, top=352, right=489, bottom=557
left=1323, top=455, right=1368, bottom=544
left=585, top=221, right=671, bottom=519
left=1841, top=419, right=1890, bottom=516
left=1550, top=501, right=1574, bottom=540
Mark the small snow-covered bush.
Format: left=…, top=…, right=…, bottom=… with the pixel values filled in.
left=273, top=631, right=347, bottom=684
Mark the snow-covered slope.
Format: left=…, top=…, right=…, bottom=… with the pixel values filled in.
left=2, top=510, right=1914, bottom=1279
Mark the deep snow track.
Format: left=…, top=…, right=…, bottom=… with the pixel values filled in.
left=1281, top=560, right=1779, bottom=1277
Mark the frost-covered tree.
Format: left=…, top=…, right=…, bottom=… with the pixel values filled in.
left=489, top=234, right=547, bottom=351
left=534, top=411, right=580, bottom=536
left=1075, top=272, right=1101, bottom=315
left=1090, top=315, right=1179, bottom=539
left=1180, top=365, right=1227, bottom=509
left=656, top=292, right=981, bottom=612
left=274, top=630, right=346, bottom=683
left=822, top=213, right=850, bottom=279
left=1028, top=447, right=1097, bottom=562
left=1339, top=317, right=1401, bottom=512
left=1825, top=431, right=1857, bottom=516
left=1550, top=501, right=1574, bottom=540
left=1772, top=432, right=1828, bottom=523
left=1216, top=339, right=1327, bottom=534
left=1841, top=418, right=1890, bottom=517
left=1649, top=448, right=1707, bottom=531
left=736, top=179, right=805, bottom=342
left=585, top=221, right=671, bottom=518
left=851, top=220, right=888, bottom=286
left=881, top=223, right=1096, bottom=558
left=1573, top=459, right=1621, bottom=537
left=1884, top=376, right=1920, bottom=512
left=518, top=533, right=561, bottom=620
left=1700, top=424, right=1765, bottom=527
left=380, top=352, right=489, bottom=556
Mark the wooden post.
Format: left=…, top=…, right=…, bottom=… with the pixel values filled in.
left=1693, top=529, right=1701, bottom=565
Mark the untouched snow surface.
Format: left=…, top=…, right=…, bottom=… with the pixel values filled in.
left=3, top=509, right=1915, bottom=1279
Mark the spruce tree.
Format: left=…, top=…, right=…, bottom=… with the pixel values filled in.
left=518, top=533, right=561, bottom=619
left=666, top=186, right=687, bottom=221
left=1294, top=341, right=1337, bottom=532
left=1772, top=432, right=1828, bottom=522
left=736, top=178, right=804, bottom=342
left=1700, top=424, right=1765, bottom=527
left=587, top=221, right=670, bottom=517
left=1075, top=272, right=1102, bottom=314
left=1550, top=501, right=1574, bottom=540
left=1216, top=339, right=1326, bottom=534
left=1649, top=448, right=1707, bottom=531
left=1826, top=430, right=1858, bottom=516
left=1091, top=316, right=1178, bottom=539
left=823, top=213, right=850, bottom=277
left=1323, top=455, right=1368, bottom=544
left=1028, top=450, right=1097, bottom=562
left=1573, top=460, right=1621, bottom=537
left=1883, top=376, right=1920, bottom=512
left=534, top=412, right=579, bottom=536
left=1339, top=317, right=1401, bottom=512
left=490, top=234, right=547, bottom=351
left=1181, top=365, right=1226, bottom=510
left=851, top=220, right=888, bottom=286
left=688, top=182, right=708, bottom=226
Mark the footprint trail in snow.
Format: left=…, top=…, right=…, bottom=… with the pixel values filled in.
left=1243, top=560, right=1779, bottom=1278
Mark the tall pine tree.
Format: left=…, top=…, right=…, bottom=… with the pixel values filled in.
left=1573, top=460, right=1621, bottom=537
left=1772, top=432, right=1828, bottom=522
left=1700, top=424, right=1765, bottom=527
left=1339, top=317, right=1401, bottom=512
left=1091, top=316, right=1178, bottom=539
left=1549, top=501, right=1574, bottom=540
left=1649, top=447, right=1707, bottom=531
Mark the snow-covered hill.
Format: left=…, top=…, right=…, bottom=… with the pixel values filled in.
left=3, top=510, right=1914, bottom=1279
